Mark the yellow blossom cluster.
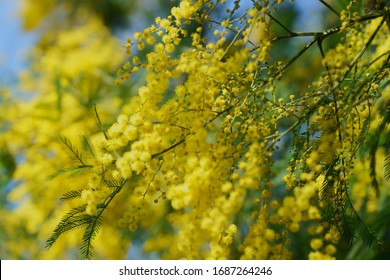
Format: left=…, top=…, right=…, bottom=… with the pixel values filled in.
left=86, top=0, right=287, bottom=259
left=51, top=0, right=390, bottom=259
left=0, top=6, right=132, bottom=258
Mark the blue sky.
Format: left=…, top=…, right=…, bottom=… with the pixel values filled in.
left=0, top=0, right=37, bottom=87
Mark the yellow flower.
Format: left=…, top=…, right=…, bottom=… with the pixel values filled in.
left=310, top=238, right=323, bottom=251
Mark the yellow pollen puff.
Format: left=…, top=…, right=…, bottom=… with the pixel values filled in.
left=325, top=244, right=337, bottom=255
left=221, top=182, right=233, bottom=192
left=134, top=32, right=142, bottom=40
left=165, top=43, right=175, bottom=53
left=123, top=125, right=138, bottom=141
left=117, top=114, right=128, bottom=125
left=130, top=113, right=143, bottom=126
left=261, top=189, right=272, bottom=199
left=289, top=222, right=300, bottom=233
left=98, top=153, right=114, bottom=166
left=265, top=229, right=275, bottom=241
left=227, top=224, right=238, bottom=235
left=132, top=56, right=141, bottom=65
left=310, top=238, right=323, bottom=251
left=248, top=9, right=257, bottom=18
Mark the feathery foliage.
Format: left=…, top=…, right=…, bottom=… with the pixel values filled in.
left=45, top=204, right=89, bottom=249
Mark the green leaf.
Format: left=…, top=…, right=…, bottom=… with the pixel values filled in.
left=383, top=112, right=390, bottom=181
left=367, top=106, right=390, bottom=195
left=46, top=167, right=75, bottom=180
left=80, top=135, right=95, bottom=158
left=46, top=165, right=92, bottom=180
left=0, top=145, right=16, bottom=185
left=344, top=197, right=383, bottom=252
left=385, top=146, right=390, bottom=181
left=79, top=215, right=102, bottom=260
left=60, top=135, right=85, bottom=165
left=60, top=190, right=84, bottom=201
left=69, top=165, right=93, bottom=177
left=45, top=204, right=90, bottom=249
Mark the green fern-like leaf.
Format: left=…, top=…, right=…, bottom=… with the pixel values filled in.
left=383, top=110, right=390, bottom=182
left=104, top=179, right=121, bottom=188
left=45, top=204, right=89, bottom=249
left=319, top=161, right=383, bottom=251
left=79, top=215, right=102, bottom=260
left=385, top=144, right=390, bottom=181
left=69, top=165, right=93, bottom=177
left=288, top=134, right=306, bottom=172
left=60, top=190, right=84, bottom=201
left=367, top=105, right=389, bottom=194
left=321, top=170, right=383, bottom=253
left=336, top=208, right=356, bottom=245
left=46, top=167, right=77, bottom=180
left=60, top=135, right=85, bottom=165
left=46, top=165, right=92, bottom=180
left=319, top=163, right=338, bottom=206
left=368, top=132, right=381, bottom=196
left=369, top=150, right=379, bottom=195
left=80, top=135, right=95, bottom=158
left=344, top=195, right=383, bottom=252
